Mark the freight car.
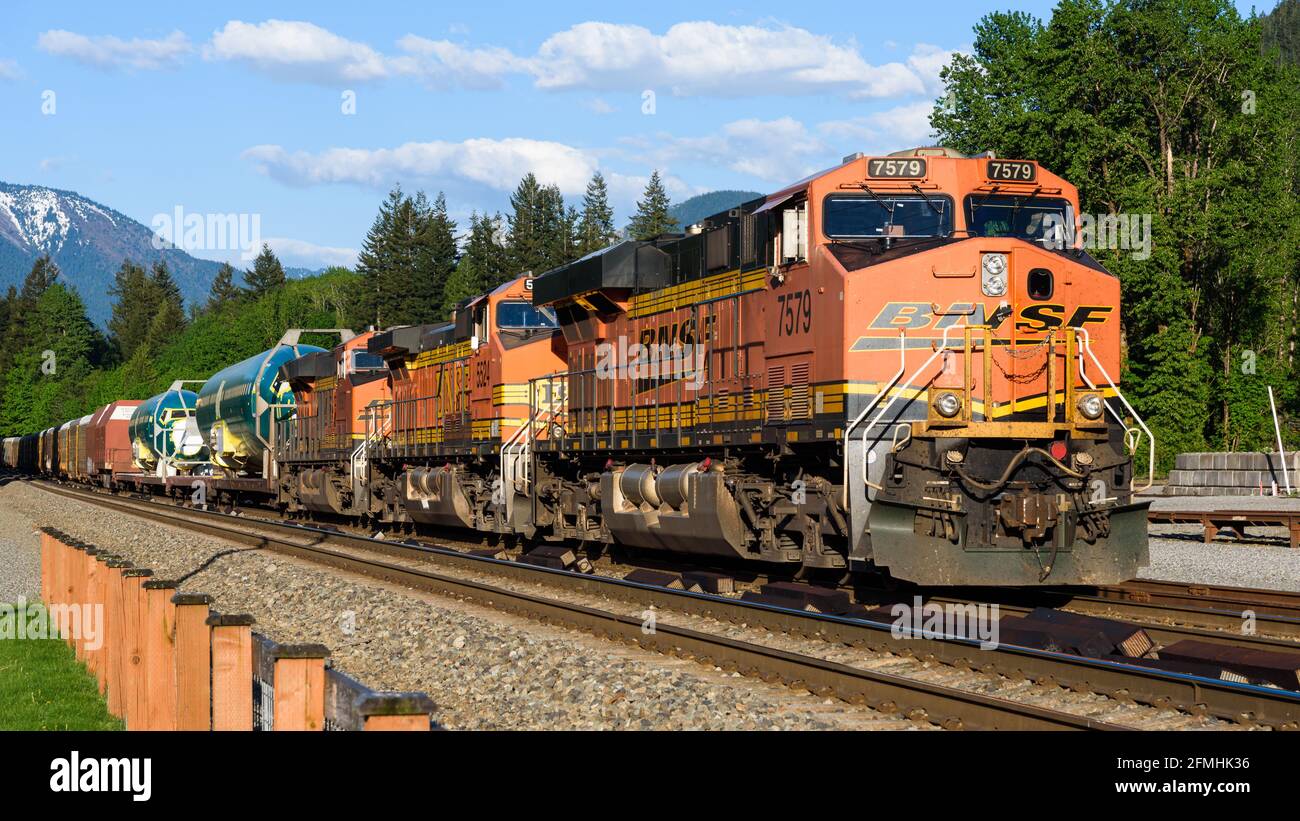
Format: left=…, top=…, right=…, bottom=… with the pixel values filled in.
left=127, top=382, right=207, bottom=476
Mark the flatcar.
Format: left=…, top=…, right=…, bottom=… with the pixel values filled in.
left=127, top=382, right=207, bottom=477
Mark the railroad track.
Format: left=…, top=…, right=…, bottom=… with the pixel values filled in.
left=29, top=480, right=1300, bottom=730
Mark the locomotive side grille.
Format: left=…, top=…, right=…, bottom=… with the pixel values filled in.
left=741, top=214, right=756, bottom=266
left=767, top=364, right=786, bottom=422
left=790, top=363, right=810, bottom=419
left=706, top=226, right=731, bottom=271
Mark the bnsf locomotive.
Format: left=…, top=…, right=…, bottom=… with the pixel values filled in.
left=2, top=148, right=1153, bottom=587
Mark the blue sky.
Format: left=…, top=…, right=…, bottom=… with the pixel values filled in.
left=0, top=0, right=1278, bottom=269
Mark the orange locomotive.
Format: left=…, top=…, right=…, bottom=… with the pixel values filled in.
left=525, top=147, right=1152, bottom=586
left=369, top=274, right=565, bottom=533
left=277, top=330, right=391, bottom=517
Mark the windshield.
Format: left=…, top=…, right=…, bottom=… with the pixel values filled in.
left=497, top=301, right=558, bottom=330
left=351, top=351, right=386, bottom=371
left=965, top=195, right=1073, bottom=244
left=823, top=194, right=953, bottom=239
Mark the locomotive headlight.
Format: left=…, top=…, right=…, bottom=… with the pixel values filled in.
left=933, top=391, right=962, bottom=418
left=981, top=253, right=1008, bottom=296
left=1077, top=392, right=1104, bottom=420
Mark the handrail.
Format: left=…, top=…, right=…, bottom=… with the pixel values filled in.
left=1074, top=328, right=1155, bottom=492
left=842, top=330, right=906, bottom=508
left=857, top=325, right=967, bottom=499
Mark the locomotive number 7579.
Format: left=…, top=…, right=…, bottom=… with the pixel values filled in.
left=778, top=289, right=813, bottom=336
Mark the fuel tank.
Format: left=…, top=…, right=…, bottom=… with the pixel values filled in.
left=196, top=342, right=325, bottom=472
left=129, top=388, right=206, bottom=472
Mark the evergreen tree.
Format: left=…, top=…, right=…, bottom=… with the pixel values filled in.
left=107, top=260, right=154, bottom=362
left=628, top=170, right=678, bottom=240
left=149, top=260, right=187, bottom=341
left=577, top=171, right=618, bottom=254
left=353, top=186, right=405, bottom=328
left=408, top=192, right=458, bottom=324
left=22, top=255, right=60, bottom=300
left=207, top=262, right=242, bottom=311
left=443, top=212, right=511, bottom=317
left=507, top=174, right=569, bottom=276
left=243, top=244, right=287, bottom=297
left=0, top=283, right=98, bottom=432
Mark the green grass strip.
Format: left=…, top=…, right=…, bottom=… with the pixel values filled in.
left=0, top=603, right=122, bottom=731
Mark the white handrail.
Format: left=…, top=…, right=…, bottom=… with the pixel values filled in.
left=859, top=325, right=967, bottom=496
left=842, top=330, right=906, bottom=508
left=1075, top=328, right=1155, bottom=492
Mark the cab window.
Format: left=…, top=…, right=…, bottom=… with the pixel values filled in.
left=351, top=350, right=385, bottom=372
left=964, top=195, right=1073, bottom=245
left=823, top=194, right=953, bottom=239
left=496, top=301, right=558, bottom=330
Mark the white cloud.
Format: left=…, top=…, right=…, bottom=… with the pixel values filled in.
left=206, top=20, right=388, bottom=83
left=605, top=171, right=702, bottom=212
left=391, top=36, right=530, bottom=89
left=905, top=43, right=965, bottom=96
left=819, top=101, right=939, bottom=153
left=583, top=97, right=615, bottom=114
left=243, top=138, right=598, bottom=194
left=264, top=237, right=358, bottom=269
left=530, top=22, right=932, bottom=98
left=199, top=18, right=958, bottom=99
left=37, top=30, right=191, bottom=71
left=622, top=117, right=830, bottom=183
left=39, top=156, right=74, bottom=172
left=0, top=59, right=21, bottom=80
left=196, top=236, right=358, bottom=270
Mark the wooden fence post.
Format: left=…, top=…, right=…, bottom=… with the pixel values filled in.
left=272, top=644, right=330, bottom=731
left=172, top=593, right=213, bottom=731
left=357, top=693, right=436, bottom=731
left=39, top=529, right=53, bottom=606
left=121, top=569, right=153, bottom=730
left=104, top=558, right=132, bottom=719
left=88, top=552, right=116, bottom=695
left=207, top=613, right=255, bottom=731
left=143, top=580, right=179, bottom=731
left=73, top=544, right=95, bottom=657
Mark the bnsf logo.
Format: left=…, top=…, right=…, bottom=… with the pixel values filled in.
left=867, top=302, right=1112, bottom=333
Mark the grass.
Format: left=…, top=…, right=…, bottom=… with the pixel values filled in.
left=0, top=603, right=122, bottom=730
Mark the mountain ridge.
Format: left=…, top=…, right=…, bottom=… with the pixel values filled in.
left=0, top=180, right=223, bottom=325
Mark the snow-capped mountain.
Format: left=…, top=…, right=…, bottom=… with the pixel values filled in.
left=0, top=181, right=223, bottom=325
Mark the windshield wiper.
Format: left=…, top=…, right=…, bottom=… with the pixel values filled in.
left=967, top=184, right=1001, bottom=235
left=909, top=184, right=949, bottom=235
left=1006, top=185, right=1043, bottom=235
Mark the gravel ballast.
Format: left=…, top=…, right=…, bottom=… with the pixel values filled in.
left=0, top=482, right=920, bottom=730
left=1145, top=494, right=1300, bottom=591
